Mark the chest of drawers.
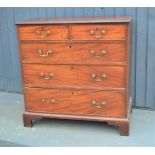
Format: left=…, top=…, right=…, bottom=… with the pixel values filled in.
left=17, top=17, right=132, bottom=136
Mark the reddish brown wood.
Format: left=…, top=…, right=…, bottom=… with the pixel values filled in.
left=17, top=17, right=132, bottom=136
left=21, top=42, right=126, bottom=64
left=18, top=25, right=69, bottom=40
left=23, top=113, right=42, bottom=127
left=23, top=113, right=32, bottom=127
left=16, top=16, right=131, bottom=25
left=107, top=120, right=129, bottom=136
left=22, top=64, right=126, bottom=88
left=24, top=88, right=127, bottom=117
left=71, top=24, right=127, bottom=40
left=23, top=111, right=130, bottom=136
left=119, top=121, right=129, bottom=136
left=126, top=23, right=132, bottom=115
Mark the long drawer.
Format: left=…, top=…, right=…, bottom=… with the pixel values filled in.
left=24, top=88, right=126, bottom=117
left=23, top=64, right=126, bottom=88
left=21, top=42, right=126, bottom=64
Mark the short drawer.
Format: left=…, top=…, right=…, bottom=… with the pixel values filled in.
left=20, top=42, right=126, bottom=64
left=24, top=88, right=126, bottom=117
left=23, top=64, right=126, bottom=88
left=18, top=25, right=69, bottom=40
left=71, top=24, right=127, bottom=40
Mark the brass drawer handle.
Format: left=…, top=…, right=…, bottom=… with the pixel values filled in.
left=95, top=35, right=101, bottom=39
left=91, top=73, right=107, bottom=81
left=90, top=30, right=95, bottom=35
left=36, top=29, right=51, bottom=38
left=101, top=29, right=106, bottom=34
left=41, top=98, right=56, bottom=104
left=37, top=49, right=53, bottom=57
left=50, top=99, right=56, bottom=104
left=41, top=98, right=46, bottom=103
left=91, top=50, right=107, bottom=58
left=91, top=100, right=107, bottom=109
left=89, top=29, right=106, bottom=39
left=40, top=72, right=54, bottom=80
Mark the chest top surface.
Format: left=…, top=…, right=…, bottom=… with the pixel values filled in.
left=16, top=16, right=132, bottom=25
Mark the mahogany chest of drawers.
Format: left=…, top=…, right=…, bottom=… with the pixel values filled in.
left=17, top=17, right=132, bottom=136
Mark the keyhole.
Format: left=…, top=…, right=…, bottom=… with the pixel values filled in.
left=71, top=92, right=74, bottom=95
left=70, top=45, right=71, bottom=48
left=70, top=65, right=74, bottom=69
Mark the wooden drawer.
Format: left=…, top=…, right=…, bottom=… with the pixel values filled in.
left=24, top=88, right=126, bottom=117
left=23, top=64, right=126, bottom=88
left=18, top=25, right=69, bottom=40
left=21, top=42, right=126, bottom=64
left=71, top=24, right=127, bottom=40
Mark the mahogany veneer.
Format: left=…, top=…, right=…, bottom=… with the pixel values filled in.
left=19, top=25, right=69, bottom=40
left=21, top=42, right=126, bottom=64
left=71, top=24, right=126, bottom=40
left=24, top=88, right=126, bottom=117
left=17, top=16, right=132, bottom=136
left=23, top=64, right=126, bottom=88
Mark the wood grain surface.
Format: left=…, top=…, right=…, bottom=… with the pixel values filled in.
left=24, top=88, right=126, bottom=117
left=23, top=64, right=126, bottom=88
left=71, top=24, right=127, bottom=40
left=21, top=42, right=126, bottom=64
left=18, top=25, right=69, bottom=40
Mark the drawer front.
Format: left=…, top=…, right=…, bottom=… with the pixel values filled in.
left=21, top=42, right=126, bottom=64
left=18, top=25, right=69, bottom=40
left=24, top=88, right=126, bottom=117
left=23, top=64, right=126, bottom=88
left=71, top=24, right=127, bottom=40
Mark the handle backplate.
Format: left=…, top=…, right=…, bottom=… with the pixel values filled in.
left=91, top=50, right=107, bottom=58
left=37, top=49, right=53, bottom=57
left=36, top=28, right=51, bottom=38
left=41, top=98, right=56, bottom=104
left=91, top=100, right=107, bottom=109
left=89, top=28, right=106, bottom=39
left=40, top=72, right=54, bottom=80
left=91, top=73, right=107, bottom=81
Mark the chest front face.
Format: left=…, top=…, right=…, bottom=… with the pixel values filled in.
left=17, top=17, right=132, bottom=136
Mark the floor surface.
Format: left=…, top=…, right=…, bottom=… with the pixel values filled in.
left=0, top=140, right=24, bottom=147
left=0, top=91, right=154, bottom=147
